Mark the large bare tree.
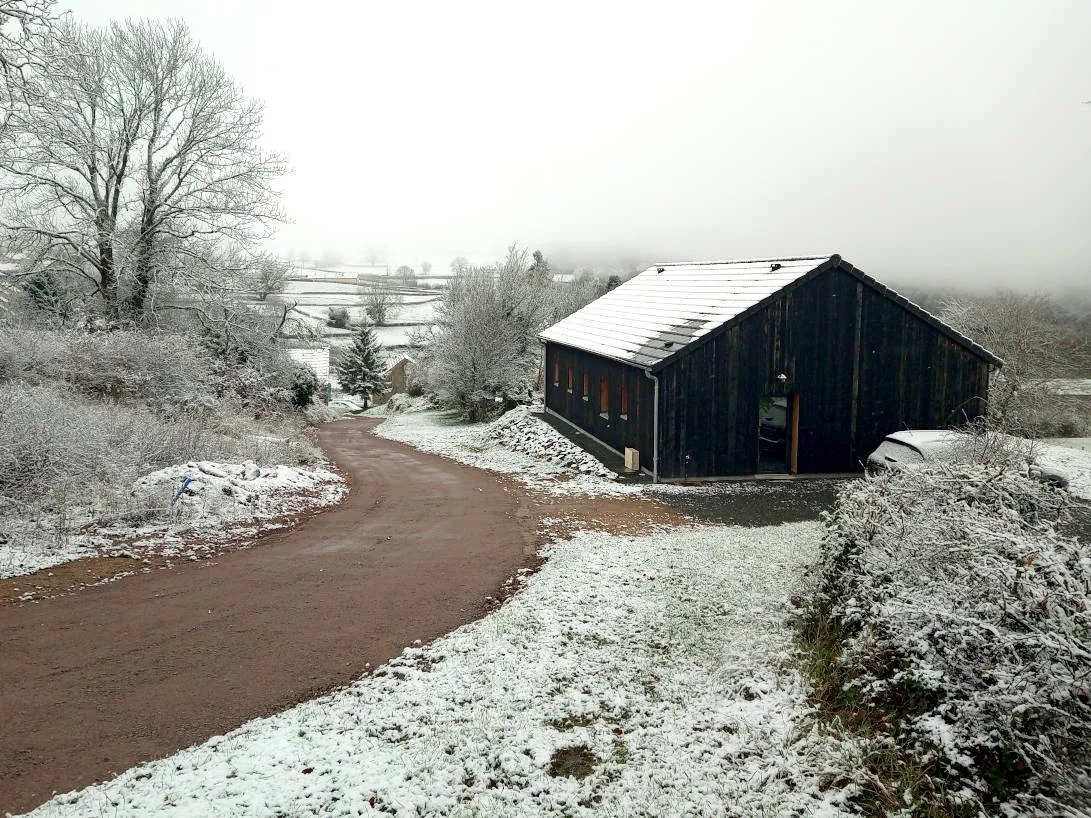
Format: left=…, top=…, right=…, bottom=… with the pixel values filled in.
left=0, top=17, right=286, bottom=321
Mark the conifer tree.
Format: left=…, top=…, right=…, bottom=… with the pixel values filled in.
left=336, top=321, right=388, bottom=408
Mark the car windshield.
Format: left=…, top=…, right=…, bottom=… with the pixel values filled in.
left=872, top=439, right=924, bottom=465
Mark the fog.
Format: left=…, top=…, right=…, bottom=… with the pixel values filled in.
left=73, top=1, right=1090, bottom=292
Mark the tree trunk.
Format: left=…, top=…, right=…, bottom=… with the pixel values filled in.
left=127, top=200, right=157, bottom=319
left=96, top=218, right=119, bottom=320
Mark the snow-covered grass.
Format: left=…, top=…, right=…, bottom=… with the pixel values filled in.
left=804, top=466, right=1091, bottom=817
left=23, top=522, right=854, bottom=818
left=0, top=461, right=346, bottom=579
left=371, top=402, right=639, bottom=496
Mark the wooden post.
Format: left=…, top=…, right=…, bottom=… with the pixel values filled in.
left=790, top=393, right=800, bottom=474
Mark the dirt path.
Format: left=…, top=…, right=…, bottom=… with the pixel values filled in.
left=0, top=418, right=544, bottom=815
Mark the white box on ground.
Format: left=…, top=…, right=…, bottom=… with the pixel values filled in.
left=624, top=447, right=640, bottom=472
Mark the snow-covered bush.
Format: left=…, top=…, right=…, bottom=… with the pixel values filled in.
left=303, top=402, right=340, bottom=425
left=0, top=382, right=205, bottom=504
left=0, top=381, right=317, bottom=507
left=423, top=262, right=540, bottom=420
left=809, top=466, right=1090, bottom=816
left=417, top=246, right=603, bottom=421
left=372, top=393, right=430, bottom=415
left=0, top=326, right=210, bottom=402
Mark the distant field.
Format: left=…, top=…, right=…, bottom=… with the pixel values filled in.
left=277, top=282, right=436, bottom=354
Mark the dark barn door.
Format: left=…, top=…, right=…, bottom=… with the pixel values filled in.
left=758, top=395, right=787, bottom=473
left=757, top=393, right=799, bottom=474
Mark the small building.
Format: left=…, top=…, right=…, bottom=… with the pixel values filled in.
left=539, top=254, right=1002, bottom=480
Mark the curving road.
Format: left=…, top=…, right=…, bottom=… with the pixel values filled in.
left=0, top=418, right=535, bottom=815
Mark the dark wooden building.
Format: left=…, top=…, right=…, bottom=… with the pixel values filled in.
left=539, top=255, right=1001, bottom=480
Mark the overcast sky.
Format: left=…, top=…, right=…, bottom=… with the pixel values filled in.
left=71, top=1, right=1089, bottom=290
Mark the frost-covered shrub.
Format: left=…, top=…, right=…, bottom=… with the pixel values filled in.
left=814, top=466, right=1090, bottom=816
left=0, top=382, right=319, bottom=509
left=303, top=403, right=339, bottom=425
left=327, top=306, right=350, bottom=329
left=0, top=326, right=66, bottom=381
left=290, top=365, right=319, bottom=408
left=57, top=331, right=210, bottom=401
left=0, top=382, right=209, bottom=504
left=0, top=326, right=212, bottom=406
left=420, top=246, right=593, bottom=421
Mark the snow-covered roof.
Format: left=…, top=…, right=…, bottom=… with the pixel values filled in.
left=539, top=255, right=836, bottom=369
left=384, top=355, right=414, bottom=374
left=286, top=347, right=331, bottom=382
left=540, top=254, right=1003, bottom=370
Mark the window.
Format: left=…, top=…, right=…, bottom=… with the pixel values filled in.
left=582, top=372, right=589, bottom=401
left=620, top=386, right=629, bottom=420
left=567, top=367, right=574, bottom=393
left=599, top=377, right=609, bottom=417
left=552, top=361, right=559, bottom=387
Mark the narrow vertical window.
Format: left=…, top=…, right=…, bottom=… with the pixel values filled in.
left=620, top=386, right=629, bottom=419
left=567, top=367, right=574, bottom=392
left=600, top=377, right=609, bottom=415
left=553, top=361, right=559, bottom=386
left=582, top=372, right=589, bottom=401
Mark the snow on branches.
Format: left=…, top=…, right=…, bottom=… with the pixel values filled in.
left=814, top=466, right=1090, bottom=816
left=336, top=322, right=387, bottom=409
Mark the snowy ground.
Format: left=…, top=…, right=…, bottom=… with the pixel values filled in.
left=369, top=402, right=638, bottom=496
left=0, top=461, right=347, bottom=580
left=275, top=281, right=437, bottom=354
left=23, top=523, right=853, bottom=818
left=1037, top=440, right=1091, bottom=500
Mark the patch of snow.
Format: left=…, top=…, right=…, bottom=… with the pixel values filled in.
left=372, top=407, right=638, bottom=496
left=1042, top=437, right=1091, bottom=452
left=0, top=461, right=347, bottom=579
left=1036, top=440, right=1091, bottom=500
left=23, top=522, right=854, bottom=818
left=372, top=324, right=415, bottom=348
left=1042, top=378, right=1091, bottom=396
left=281, top=280, right=362, bottom=295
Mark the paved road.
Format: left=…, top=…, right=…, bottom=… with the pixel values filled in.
left=0, top=418, right=534, bottom=815
left=648, top=479, right=849, bottom=526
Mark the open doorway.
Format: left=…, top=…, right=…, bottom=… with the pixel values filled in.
left=757, top=394, right=799, bottom=474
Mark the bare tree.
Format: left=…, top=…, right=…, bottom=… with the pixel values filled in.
left=426, top=265, right=527, bottom=420
left=122, top=19, right=286, bottom=317
left=421, top=245, right=556, bottom=419
left=0, top=21, right=137, bottom=317
left=251, top=255, right=288, bottom=302
left=941, top=291, right=1088, bottom=435
left=0, top=18, right=286, bottom=321
left=394, top=264, right=416, bottom=287
left=361, top=284, right=400, bottom=325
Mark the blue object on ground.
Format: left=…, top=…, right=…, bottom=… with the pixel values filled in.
left=172, top=476, right=194, bottom=505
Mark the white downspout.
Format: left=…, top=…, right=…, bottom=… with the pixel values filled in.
left=644, top=368, right=659, bottom=483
